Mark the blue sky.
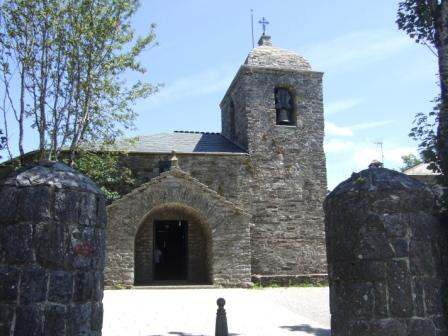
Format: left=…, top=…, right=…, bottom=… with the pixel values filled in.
left=127, top=0, right=438, bottom=189
left=3, top=0, right=439, bottom=190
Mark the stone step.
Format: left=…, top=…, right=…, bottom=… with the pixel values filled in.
left=132, top=285, right=217, bottom=290
left=106, top=283, right=217, bottom=290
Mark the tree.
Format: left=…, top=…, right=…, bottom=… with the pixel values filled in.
left=0, top=129, right=6, bottom=159
left=397, top=0, right=448, bottom=204
left=71, top=150, right=134, bottom=204
left=400, top=153, right=422, bottom=171
left=0, top=0, right=157, bottom=163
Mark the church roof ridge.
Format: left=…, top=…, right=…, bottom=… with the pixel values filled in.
left=113, top=132, right=246, bottom=154
left=174, top=130, right=221, bottom=135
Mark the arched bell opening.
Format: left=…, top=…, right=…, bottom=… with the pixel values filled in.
left=134, top=203, right=213, bottom=285
left=274, top=86, right=296, bottom=126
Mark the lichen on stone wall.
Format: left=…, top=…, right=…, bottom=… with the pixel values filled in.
left=0, top=161, right=106, bottom=335
left=325, top=167, right=447, bottom=336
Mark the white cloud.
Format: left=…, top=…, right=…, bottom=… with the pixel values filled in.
left=352, top=145, right=418, bottom=171
left=325, top=121, right=353, bottom=137
left=325, top=98, right=361, bottom=115
left=326, top=142, right=420, bottom=190
left=324, top=138, right=354, bottom=153
left=306, top=30, right=413, bottom=71
left=144, top=65, right=236, bottom=109
left=325, top=119, right=393, bottom=138
left=350, top=120, right=394, bottom=130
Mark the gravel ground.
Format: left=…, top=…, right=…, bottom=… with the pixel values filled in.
left=102, top=287, right=330, bottom=336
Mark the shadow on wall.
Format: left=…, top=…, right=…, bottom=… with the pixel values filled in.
left=280, top=324, right=331, bottom=335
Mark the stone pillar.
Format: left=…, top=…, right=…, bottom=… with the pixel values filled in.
left=324, top=167, right=447, bottom=336
left=0, top=161, right=106, bottom=335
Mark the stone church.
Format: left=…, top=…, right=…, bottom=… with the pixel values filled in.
left=105, top=35, right=327, bottom=287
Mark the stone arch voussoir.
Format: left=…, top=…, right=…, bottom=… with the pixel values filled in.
left=105, top=169, right=252, bottom=287
left=135, top=202, right=213, bottom=284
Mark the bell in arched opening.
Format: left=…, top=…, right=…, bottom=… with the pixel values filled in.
left=275, top=87, right=294, bottom=125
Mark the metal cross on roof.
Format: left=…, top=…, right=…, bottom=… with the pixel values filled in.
left=258, top=17, right=269, bottom=35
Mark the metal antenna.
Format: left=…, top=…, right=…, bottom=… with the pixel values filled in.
left=251, top=9, right=255, bottom=48
left=374, top=140, right=384, bottom=165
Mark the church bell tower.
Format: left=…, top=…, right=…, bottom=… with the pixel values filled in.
left=220, top=34, right=328, bottom=282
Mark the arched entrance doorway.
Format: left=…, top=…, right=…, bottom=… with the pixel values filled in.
left=134, top=203, right=212, bottom=285
left=105, top=168, right=252, bottom=287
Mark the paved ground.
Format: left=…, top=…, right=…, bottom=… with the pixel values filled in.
left=102, top=287, right=330, bottom=336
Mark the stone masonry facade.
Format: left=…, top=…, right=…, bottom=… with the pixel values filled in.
left=325, top=167, right=447, bottom=336
left=220, top=37, right=327, bottom=280
left=118, top=153, right=254, bottom=210
left=0, top=162, right=106, bottom=335
left=106, top=168, right=252, bottom=287
left=105, top=35, right=327, bottom=286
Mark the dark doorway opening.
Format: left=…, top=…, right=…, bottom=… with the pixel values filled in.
left=153, top=220, right=188, bottom=281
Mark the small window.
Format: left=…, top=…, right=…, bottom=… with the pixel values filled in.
left=159, top=161, right=171, bottom=174
left=275, top=87, right=295, bottom=126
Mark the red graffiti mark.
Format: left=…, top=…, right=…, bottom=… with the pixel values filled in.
left=74, top=243, right=95, bottom=257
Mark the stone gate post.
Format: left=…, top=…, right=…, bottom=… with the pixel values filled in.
left=324, top=166, right=447, bottom=336
left=0, top=161, right=106, bottom=335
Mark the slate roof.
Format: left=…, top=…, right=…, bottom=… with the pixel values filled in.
left=114, top=132, right=246, bottom=154
left=402, top=163, right=440, bottom=176
left=245, top=35, right=312, bottom=71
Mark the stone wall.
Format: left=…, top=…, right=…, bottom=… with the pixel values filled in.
left=110, top=132, right=327, bottom=284
left=407, top=174, right=446, bottom=210
left=0, top=162, right=106, bottom=335
left=105, top=167, right=252, bottom=287
left=119, top=153, right=253, bottom=210
left=325, top=167, right=447, bottom=336
left=221, top=65, right=328, bottom=280
left=221, top=76, right=249, bottom=150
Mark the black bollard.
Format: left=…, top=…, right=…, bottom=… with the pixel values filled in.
left=215, top=297, right=228, bottom=336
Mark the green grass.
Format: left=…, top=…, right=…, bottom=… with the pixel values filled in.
left=110, top=283, right=133, bottom=290
left=288, top=282, right=327, bottom=288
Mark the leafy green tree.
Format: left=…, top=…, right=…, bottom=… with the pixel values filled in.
left=0, top=0, right=157, bottom=163
left=400, top=153, right=422, bottom=171
left=70, top=150, right=134, bottom=204
left=397, top=0, right=448, bottom=207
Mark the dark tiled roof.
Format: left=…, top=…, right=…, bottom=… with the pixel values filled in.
left=115, top=132, right=246, bottom=154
